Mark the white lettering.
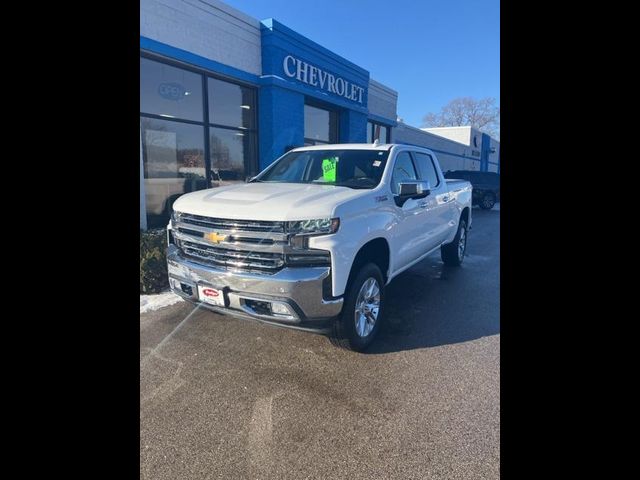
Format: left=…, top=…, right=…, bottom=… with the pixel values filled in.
left=308, top=65, right=318, bottom=86
left=282, top=55, right=364, bottom=104
left=342, top=79, right=351, bottom=99
left=327, top=73, right=336, bottom=93
left=317, top=69, right=327, bottom=89
left=296, top=59, right=309, bottom=83
left=350, top=83, right=358, bottom=101
left=283, top=55, right=296, bottom=78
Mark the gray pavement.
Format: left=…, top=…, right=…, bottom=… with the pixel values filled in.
left=140, top=206, right=500, bottom=479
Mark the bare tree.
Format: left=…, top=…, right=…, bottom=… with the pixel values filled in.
left=422, top=97, right=500, bottom=139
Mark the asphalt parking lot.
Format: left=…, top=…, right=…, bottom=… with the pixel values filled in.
left=140, top=206, right=500, bottom=480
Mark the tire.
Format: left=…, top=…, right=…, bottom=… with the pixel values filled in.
left=441, top=218, right=468, bottom=266
left=332, top=263, right=385, bottom=352
left=479, top=192, right=496, bottom=210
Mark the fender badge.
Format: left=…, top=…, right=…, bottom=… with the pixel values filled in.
left=205, top=232, right=226, bottom=243
left=375, top=195, right=388, bottom=203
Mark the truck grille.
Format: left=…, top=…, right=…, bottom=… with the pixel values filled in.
left=178, top=213, right=285, bottom=233
left=181, top=241, right=285, bottom=274
left=173, top=213, right=288, bottom=274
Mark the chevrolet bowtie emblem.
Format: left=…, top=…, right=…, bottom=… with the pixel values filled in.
left=205, top=232, right=226, bottom=243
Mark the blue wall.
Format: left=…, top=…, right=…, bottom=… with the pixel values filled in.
left=341, top=110, right=368, bottom=143
left=140, top=36, right=259, bottom=85
left=480, top=133, right=491, bottom=172
left=260, top=19, right=369, bottom=109
left=258, top=86, right=304, bottom=170
left=258, top=19, right=371, bottom=167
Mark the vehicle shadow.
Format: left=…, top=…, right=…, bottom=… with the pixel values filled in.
left=365, top=249, right=500, bottom=355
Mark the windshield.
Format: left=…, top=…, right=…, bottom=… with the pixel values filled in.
left=255, top=149, right=390, bottom=189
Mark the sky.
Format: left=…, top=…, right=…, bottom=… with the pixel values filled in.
left=223, top=0, right=500, bottom=128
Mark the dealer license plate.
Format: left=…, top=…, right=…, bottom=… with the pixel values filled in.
left=197, top=285, right=225, bottom=306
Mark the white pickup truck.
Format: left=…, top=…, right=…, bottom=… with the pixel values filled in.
left=167, top=143, right=472, bottom=351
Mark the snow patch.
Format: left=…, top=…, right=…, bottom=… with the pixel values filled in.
left=140, top=290, right=184, bottom=314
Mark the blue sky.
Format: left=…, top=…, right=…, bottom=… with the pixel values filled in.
left=223, top=0, right=500, bottom=128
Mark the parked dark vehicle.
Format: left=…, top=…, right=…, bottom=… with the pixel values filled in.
left=444, top=170, right=500, bottom=210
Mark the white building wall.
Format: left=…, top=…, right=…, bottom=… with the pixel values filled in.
left=367, top=79, right=397, bottom=122
left=422, top=125, right=500, bottom=172
left=140, top=0, right=262, bottom=75
left=422, top=126, right=472, bottom=146
left=394, top=123, right=481, bottom=172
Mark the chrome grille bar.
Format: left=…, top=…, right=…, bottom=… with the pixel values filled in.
left=178, top=213, right=285, bottom=233
left=173, top=213, right=294, bottom=274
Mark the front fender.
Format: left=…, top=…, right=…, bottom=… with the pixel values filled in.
left=309, top=205, right=395, bottom=297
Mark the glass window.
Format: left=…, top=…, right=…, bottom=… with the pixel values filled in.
left=390, top=151, right=418, bottom=194
left=412, top=152, right=440, bottom=187
left=367, top=121, right=390, bottom=143
left=208, top=78, right=256, bottom=129
left=140, top=57, right=203, bottom=122
left=257, top=149, right=390, bottom=189
left=140, top=117, right=206, bottom=228
left=374, top=124, right=388, bottom=142
left=304, top=104, right=337, bottom=144
left=140, top=55, right=259, bottom=230
left=209, top=127, right=256, bottom=184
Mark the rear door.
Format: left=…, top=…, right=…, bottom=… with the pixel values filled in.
left=411, top=151, right=456, bottom=248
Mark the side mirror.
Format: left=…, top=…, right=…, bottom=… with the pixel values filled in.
left=395, top=181, right=431, bottom=206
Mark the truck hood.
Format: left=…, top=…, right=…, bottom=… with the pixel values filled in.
left=172, top=182, right=370, bottom=221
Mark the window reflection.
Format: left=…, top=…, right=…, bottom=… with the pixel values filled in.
left=141, top=117, right=206, bottom=228
left=208, top=78, right=256, bottom=129
left=210, top=127, right=256, bottom=185
left=368, top=121, right=389, bottom=143
left=304, top=104, right=337, bottom=145
left=140, top=58, right=203, bottom=122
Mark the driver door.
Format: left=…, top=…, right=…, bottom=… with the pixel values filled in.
left=390, top=151, right=432, bottom=270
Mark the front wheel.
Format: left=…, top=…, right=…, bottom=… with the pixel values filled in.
left=479, top=192, right=496, bottom=210
left=441, top=218, right=468, bottom=266
left=332, top=263, right=385, bottom=351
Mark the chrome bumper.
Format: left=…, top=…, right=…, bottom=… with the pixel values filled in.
left=166, top=245, right=343, bottom=330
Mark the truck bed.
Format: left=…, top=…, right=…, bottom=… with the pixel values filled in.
left=445, top=179, right=472, bottom=191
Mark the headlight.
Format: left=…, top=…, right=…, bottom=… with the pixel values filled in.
left=171, top=210, right=182, bottom=225
left=287, top=218, right=340, bottom=235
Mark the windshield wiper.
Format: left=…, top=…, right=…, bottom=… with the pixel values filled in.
left=334, top=179, right=376, bottom=189
left=335, top=184, right=371, bottom=189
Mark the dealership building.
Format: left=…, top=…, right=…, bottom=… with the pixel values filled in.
left=140, top=0, right=500, bottom=229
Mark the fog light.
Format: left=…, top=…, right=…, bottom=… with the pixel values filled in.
left=180, top=283, right=193, bottom=296
left=271, top=302, right=294, bottom=316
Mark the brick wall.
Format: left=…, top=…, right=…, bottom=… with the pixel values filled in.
left=140, top=0, right=261, bottom=76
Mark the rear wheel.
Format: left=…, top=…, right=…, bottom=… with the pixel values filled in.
left=479, top=192, right=496, bottom=210
left=441, top=218, right=468, bottom=266
left=332, top=263, right=385, bottom=351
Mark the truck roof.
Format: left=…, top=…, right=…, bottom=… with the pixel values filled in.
left=290, top=143, right=394, bottom=152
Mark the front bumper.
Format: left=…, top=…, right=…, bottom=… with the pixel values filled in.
left=166, top=245, right=343, bottom=332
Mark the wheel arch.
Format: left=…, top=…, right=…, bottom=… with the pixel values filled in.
left=346, top=237, right=390, bottom=291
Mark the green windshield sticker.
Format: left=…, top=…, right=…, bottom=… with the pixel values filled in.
left=322, top=157, right=338, bottom=182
